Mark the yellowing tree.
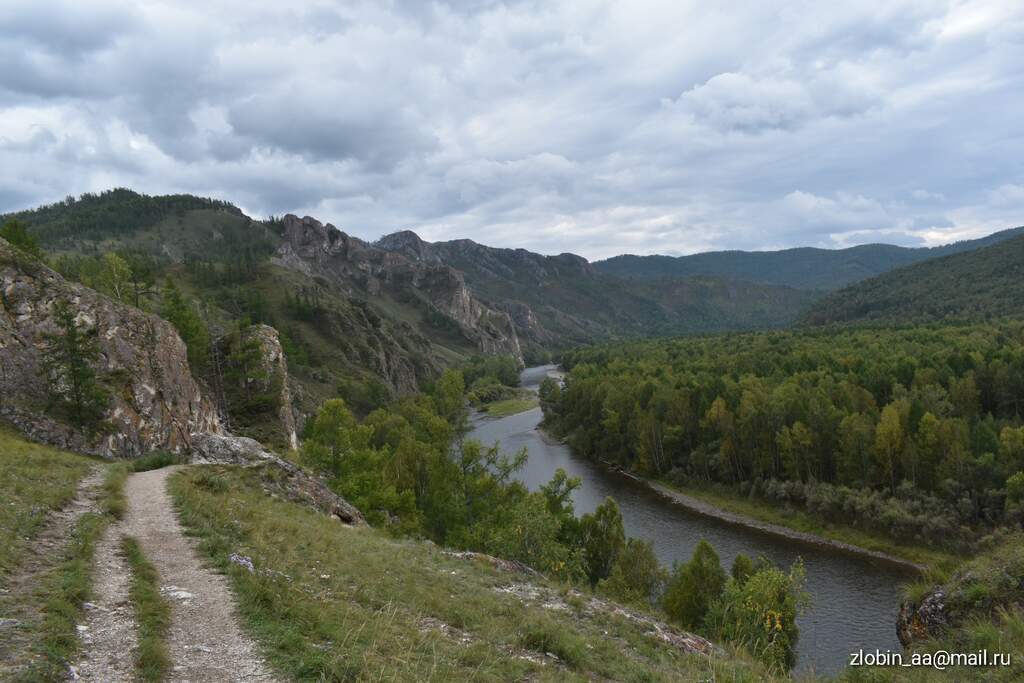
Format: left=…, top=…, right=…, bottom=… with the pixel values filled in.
left=874, top=402, right=907, bottom=494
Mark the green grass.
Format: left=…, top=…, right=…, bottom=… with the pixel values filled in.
left=169, top=464, right=784, bottom=682
left=483, top=397, right=539, bottom=417
left=14, top=462, right=130, bottom=682
left=657, top=479, right=956, bottom=570
left=0, top=426, right=94, bottom=577
left=122, top=536, right=172, bottom=681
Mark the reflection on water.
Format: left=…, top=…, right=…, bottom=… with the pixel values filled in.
left=468, top=365, right=908, bottom=676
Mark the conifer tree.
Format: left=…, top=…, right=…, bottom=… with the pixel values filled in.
left=41, top=300, right=108, bottom=428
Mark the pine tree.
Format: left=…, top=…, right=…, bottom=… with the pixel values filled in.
left=160, top=279, right=210, bottom=373
left=0, top=218, right=44, bottom=260
left=41, top=300, right=108, bottom=428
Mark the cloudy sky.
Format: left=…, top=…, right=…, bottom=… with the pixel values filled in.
left=1, top=1, right=1022, bottom=259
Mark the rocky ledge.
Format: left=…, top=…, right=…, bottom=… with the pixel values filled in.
left=189, top=432, right=364, bottom=525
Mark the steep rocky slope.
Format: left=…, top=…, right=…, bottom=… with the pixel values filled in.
left=274, top=215, right=523, bottom=363
left=215, top=323, right=299, bottom=450
left=375, top=229, right=816, bottom=351
left=4, top=191, right=523, bottom=405
left=0, top=238, right=221, bottom=457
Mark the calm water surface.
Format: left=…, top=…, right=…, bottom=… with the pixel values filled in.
left=469, top=365, right=909, bottom=676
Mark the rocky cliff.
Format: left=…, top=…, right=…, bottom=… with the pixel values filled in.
left=0, top=238, right=221, bottom=457
left=218, top=324, right=299, bottom=450
left=274, top=215, right=523, bottom=364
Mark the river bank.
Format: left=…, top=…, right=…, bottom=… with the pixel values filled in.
left=536, top=425, right=938, bottom=573
left=483, top=364, right=912, bottom=675
left=645, top=480, right=930, bottom=573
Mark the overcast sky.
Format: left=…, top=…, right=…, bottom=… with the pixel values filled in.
left=1, top=1, right=1022, bottom=259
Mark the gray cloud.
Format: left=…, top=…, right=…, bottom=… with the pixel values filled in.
left=0, top=0, right=1022, bottom=260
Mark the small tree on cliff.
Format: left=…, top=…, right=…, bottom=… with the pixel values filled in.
left=41, top=300, right=108, bottom=429
left=160, top=279, right=210, bottom=373
left=0, top=218, right=44, bottom=261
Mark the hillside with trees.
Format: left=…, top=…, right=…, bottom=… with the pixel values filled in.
left=594, top=227, right=1024, bottom=291
left=800, top=234, right=1024, bottom=325
left=376, top=230, right=816, bottom=354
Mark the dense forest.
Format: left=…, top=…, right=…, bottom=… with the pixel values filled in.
left=541, top=324, right=1024, bottom=550
left=800, top=234, right=1024, bottom=326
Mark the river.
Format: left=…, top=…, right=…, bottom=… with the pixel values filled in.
left=468, top=365, right=909, bottom=677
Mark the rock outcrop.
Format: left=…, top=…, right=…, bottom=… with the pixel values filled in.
left=0, top=239, right=221, bottom=457
left=189, top=432, right=364, bottom=525
left=218, top=324, right=299, bottom=450
left=275, top=215, right=523, bottom=364
left=897, top=588, right=949, bottom=646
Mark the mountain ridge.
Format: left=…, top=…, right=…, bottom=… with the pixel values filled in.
left=799, top=232, right=1024, bottom=326
left=593, top=226, right=1024, bottom=290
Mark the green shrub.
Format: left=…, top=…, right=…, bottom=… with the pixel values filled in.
left=662, top=539, right=726, bottom=630
left=132, top=451, right=182, bottom=472
left=708, top=560, right=807, bottom=672
left=600, top=538, right=667, bottom=606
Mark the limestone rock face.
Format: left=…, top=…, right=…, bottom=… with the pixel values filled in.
left=189, top=432, right=364, bottom=525
left=0, top=239, right=221, bottom=457
left=275, top=215, right=523, bottom=364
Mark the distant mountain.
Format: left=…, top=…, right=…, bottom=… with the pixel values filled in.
left=799, top=233, right=1024, bottom=326
left=593, top=227, right=1024, bottom=291
left=375, top=230, right=816, bottom=354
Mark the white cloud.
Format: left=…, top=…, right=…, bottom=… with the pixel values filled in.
left=0, top=0, right=1023, bottom=258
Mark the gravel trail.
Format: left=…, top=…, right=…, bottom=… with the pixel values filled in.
left=73, top=465, right=278, bottom=682
left=73, top=520, right=137, bottom=682
left=122, top=466, right=277, bottom=682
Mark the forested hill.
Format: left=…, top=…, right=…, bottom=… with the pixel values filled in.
left=593, top=226, right=1024, bottom=291
left=800, top=233, right=1024, bottom=326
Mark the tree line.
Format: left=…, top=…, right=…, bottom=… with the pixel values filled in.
left=540, top=324, right=1024, bottom=549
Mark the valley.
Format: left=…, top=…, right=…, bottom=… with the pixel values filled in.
left=2, top=191, right=1024, bottom=682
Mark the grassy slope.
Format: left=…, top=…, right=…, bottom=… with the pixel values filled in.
left=655, top=479, right=956, bottom=570
left=0, top=426, right=129, bottom=681
left=169, top=465, right=783, bottom=683
left=0, top=427, right=94, bottom=576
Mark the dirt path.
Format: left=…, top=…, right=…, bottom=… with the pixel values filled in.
left=124, top=466, right=276, bottom=682
left=73, top=466, right=277, bottom=682
left=73, top=519, right=137, bottom=682
left=0, top=466, right=105, bottom=678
